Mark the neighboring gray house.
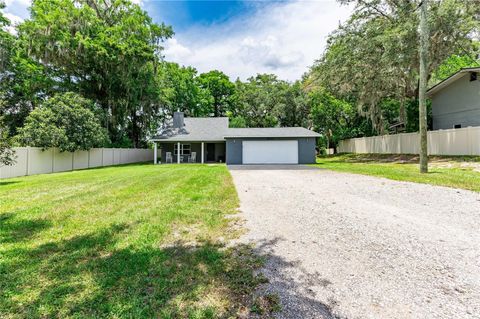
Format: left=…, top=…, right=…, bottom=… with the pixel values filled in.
left=427, top=67, right=480, bottom=130
left=150, top=112, right=320, bottom=165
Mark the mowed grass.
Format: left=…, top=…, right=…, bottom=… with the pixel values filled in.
left=0, top=164, right=264, bottom=318
left=316, top=153, right=480, bottom=192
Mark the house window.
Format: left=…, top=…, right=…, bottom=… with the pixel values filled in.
left=174, top=144, right=191, bottom=155
left=454, top=124, right=462, bottom=129
left=470, top=72, right=477, bottom=82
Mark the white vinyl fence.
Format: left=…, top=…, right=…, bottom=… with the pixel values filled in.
left=338, top=126, right=480, bottom=156
left=0, top=147, right=154, bottom=179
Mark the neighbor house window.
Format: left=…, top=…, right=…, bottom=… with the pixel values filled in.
left=174, top=144, right=191, bottom=155
left=454, top=124, right=462, bottom=129
left=470, top=72, right=477, bottom=82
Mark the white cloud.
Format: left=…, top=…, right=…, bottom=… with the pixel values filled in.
left=163, top=0, right=352, bottom=81
left=164, top=38, right=192, bottom=60
left=2, top=0, right=30, bottom=20
left=3, top=12, right=23, bottom=24
left=3, top=12, right=23, bottom=34
left=2, top=0, right=30, bottom=34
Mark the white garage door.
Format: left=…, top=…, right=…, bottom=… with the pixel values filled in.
left=242, top=140, right=298, bottom=164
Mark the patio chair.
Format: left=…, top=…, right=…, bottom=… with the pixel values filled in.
left=189, top=152, right=196, bottom=163
left=166, top=152, right=173, bottom=163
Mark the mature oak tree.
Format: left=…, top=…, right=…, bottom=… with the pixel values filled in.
left=309, top=0, right=479, bottom=134
left=15, top=0, right=173, bottom=147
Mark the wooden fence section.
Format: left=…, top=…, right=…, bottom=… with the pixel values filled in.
left=0, top=147, right=154, bottom=179
left=338, top=126, right=480, bottom=156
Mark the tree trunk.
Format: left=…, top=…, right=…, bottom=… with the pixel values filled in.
left=131, top=111, right=139, bottom=148
left=419, top=0, right=429, bottom=173
left=399, top=96, right=407, bottom=128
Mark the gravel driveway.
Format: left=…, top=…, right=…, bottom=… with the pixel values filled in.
left=229, top=165, right=480, bottom=319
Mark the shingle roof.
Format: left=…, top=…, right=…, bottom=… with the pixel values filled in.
left=151, top=117, right=230, bottom=142
left=150, top=117, right=320, bottom=141
left=224, top=127, right=321, bottom=138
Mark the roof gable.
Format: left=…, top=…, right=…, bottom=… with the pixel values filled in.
left=427, top=67, right=480, bottom=97
left=152, top=117, right=229, bottom=141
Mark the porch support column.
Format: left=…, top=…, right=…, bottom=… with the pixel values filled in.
left=177, top=142, right=181, bottom=164
left=153, top=142, right=157, bottom=164
left=201, top=142, right=204, bottom=164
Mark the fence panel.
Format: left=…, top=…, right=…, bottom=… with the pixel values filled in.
left=28, top=148, right=54, bottom=175
left=0, top=147, right=28, bottom=179
left=1, top=147, right=153, bottom=179
left=103, top=148, right=114, bottom=166
left=73, top=151, right=89, bottom=170
left=53, top=149, right=73, bottom=173
left=338, top=126, right=480, bottom=156
left=88, top=149, right=103, bottom=167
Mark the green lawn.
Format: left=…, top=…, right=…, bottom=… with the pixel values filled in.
left=0, top=164, right=266, bottom=318
left=316, top=154, right=480, bottom=192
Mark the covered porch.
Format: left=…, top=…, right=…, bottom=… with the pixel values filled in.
left=153, top=141, right=226, bottom=164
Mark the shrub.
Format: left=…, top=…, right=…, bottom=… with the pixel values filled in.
left=17, top=92, right=109, bottom=152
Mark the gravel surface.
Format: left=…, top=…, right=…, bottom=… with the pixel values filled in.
left=229, top=165, right=480, bottom=319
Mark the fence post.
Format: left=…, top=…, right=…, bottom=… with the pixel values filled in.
left=467, top=126, right=472, bottom=156
left=51, top=148, right=55, bottom=173
left=26, top=147, right=30, bottom=176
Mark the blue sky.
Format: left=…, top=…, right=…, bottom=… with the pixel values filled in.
left=2, top=0, right=352, bottom=80
left=145, top=1, right=264, bottom=32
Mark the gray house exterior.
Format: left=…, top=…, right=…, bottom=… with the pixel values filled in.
left=427, top=67, right=480, bottom=130
left=150, top=112, right=320, bottom=165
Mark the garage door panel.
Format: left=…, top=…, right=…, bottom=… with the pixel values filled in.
left=242, top=140, right=298, bottom=164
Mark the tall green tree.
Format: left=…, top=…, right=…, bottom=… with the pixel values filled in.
left=1, top=2, right=53, bottom=137
left=234, top=74, right=290, bottom=128
left=309, top=89, right=359, bottom=151
left=157, top=62, right=213, bottom=119
left=279, top=81, right=311, bottom=128
left=197, top=70, right=235, bottom=117
left=310, top=0, right=479, bottom=134
left=16, top=0, right=173, bottom=146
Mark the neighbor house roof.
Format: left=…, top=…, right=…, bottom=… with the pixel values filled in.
left=150, top=117, right=320, bottom=142
left=427, top=67, right=480, bottom=96
left=224, top=127, right=321, bottom=138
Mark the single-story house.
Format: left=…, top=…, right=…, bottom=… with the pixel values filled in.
left=427, top=67, right=480, bottom=130
left=150, top=112, right=320, bottom=165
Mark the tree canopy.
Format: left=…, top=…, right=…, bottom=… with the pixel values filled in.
left=17, top=92, right=109, bottom=152
left=0, top=117, right=16, bottom=166
left=3, top=0, right=173, bottom=147
left=197, top=70, right=236, bottom=117
left=308, top=0, right=480, bottom=134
